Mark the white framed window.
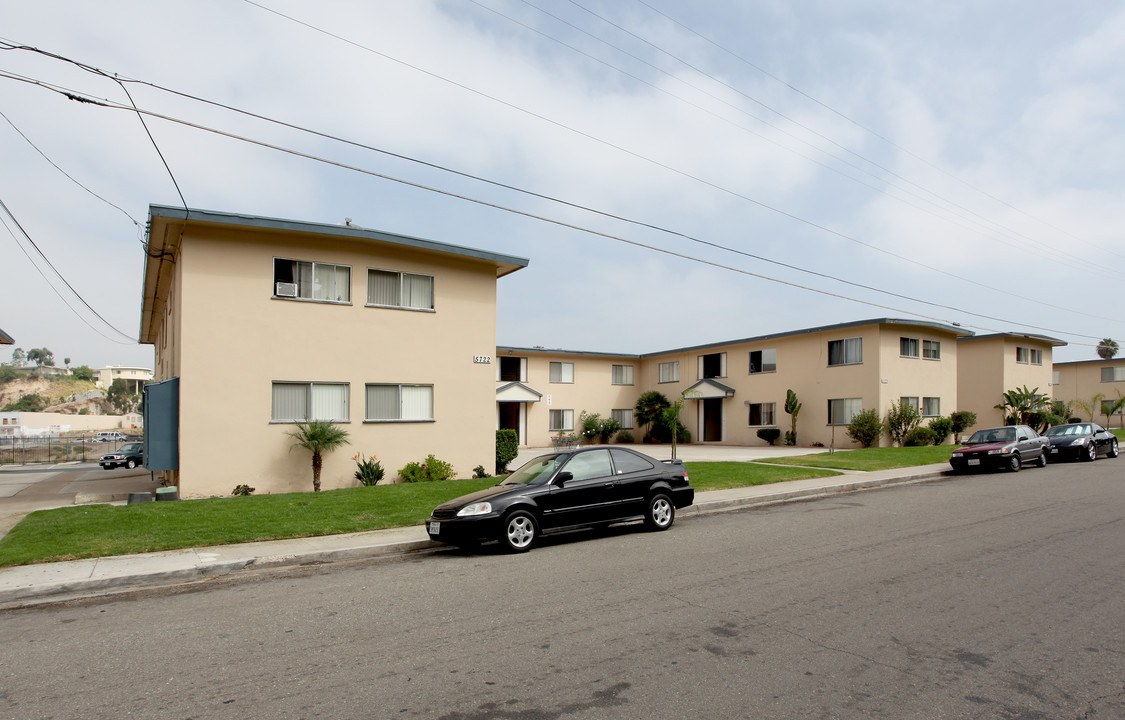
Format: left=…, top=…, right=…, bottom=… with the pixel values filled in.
left=900, top=337, right=919, bottom=358
left=612, top=409, right=634, bottom=429
left=271, top=382, right=349, bottom=422
left=1030, top=348, right=1043, bottom=365
left=748, top=402, right=776, bottom=427
left=698, top=352, right=727, bottom=379
left=274, top=259, right=350, bottom=303
left=611, top=365, right=634, bottom=386
left=658, top=361, right=680, bottom=384
left=923, top=340, right=941, bottom=360
left=900, top=396, right=920, bottom=411
left=1016, top=347, right=1043, bottom=365
left=828, top=398, right=862, bottom=425
left=923, top=397, right=941, bottom=417
left=749, top=349, right=776, bottom=374
left=1052, top=370, right=1061, bottom=385
left=549, top=361, right=574, bottom=384
left=1101, top=367, right=1125, bottom=382
left=549, top=409, right=574, bottom=431
left=365, top=384, right=433, bottom=422
left=367, top=269, right=434, bottom=310
left=828, top=338, right=863, bottom=366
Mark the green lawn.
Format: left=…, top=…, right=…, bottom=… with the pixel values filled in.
left=1113, top=429, right=1125, bottom=441
left=0, top=462, right=844, bottom=567
left=757, top=445, right=955, bottom=471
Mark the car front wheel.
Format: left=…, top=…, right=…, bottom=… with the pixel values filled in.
left=126, top=459, right=137, bottom=469
left=1110, top=440, right=1120, bottom=459
left=1084, top=444, right=1097, bottom=462
left=1008, top=454, right=1021, bottom=472
left=1036, top=452, right=1047, bottom=468
left=501, top=511, right=537, bottom=553
left=644, top=494, right=675, bottom=531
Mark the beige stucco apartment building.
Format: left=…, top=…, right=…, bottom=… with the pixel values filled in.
left=95, top=365, right=153, bottom=393
left=1052, top=358, right=1125, bottom=427
left=499, top=319, right=973, bottom=450
left=139, top=206, right=527, bottom=497
left=956, top=333, right=1064, bottom=429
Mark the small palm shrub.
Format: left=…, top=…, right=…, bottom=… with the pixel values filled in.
left=353, top=452, right=384, bottom=486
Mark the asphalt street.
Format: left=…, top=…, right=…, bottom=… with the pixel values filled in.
left=1, top=460, right=1122, bottom=719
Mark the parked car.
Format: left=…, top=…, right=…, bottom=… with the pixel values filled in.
left=949, top=425, right=1049, bottom=473
left=95, top=431, right=127, bottom=443
left=426, top=447, right=695, bottom=552
left=1043, top=423, right=1120, bottom=462
left=99, top=442, right=144, bottom=470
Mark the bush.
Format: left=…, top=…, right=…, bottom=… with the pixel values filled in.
left=598, top=418, right=621, bottom=444
left=472, top=465, right=489, bottom=479
left=928, top=417, right=953, bottom=445
left=1068, top=417, right=1082, bottom=424
left=949, top=410, right=977, bottom=443
left=649, top=415, right=690, bottom=444
left=846, top=409, right=883, bottom=448
left=783, top=430, right=796, bottom=446
left=496, top=429, right=518, bottom=474
left=353, top=452, right=385, bottom=486
left=904, top=426, right=938, bottom=447
left=399, top=454, right=456, bottom=483
left=615, top=430, right=634, bottom=444
left=2, top=394, right=46, bottom=412
left=885, top=401, right=921, bottom=446
left=231, top=484, right=255, bottom=496
left=756, top=428, right=781, bottom=446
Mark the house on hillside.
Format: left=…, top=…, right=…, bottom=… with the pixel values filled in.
left=500, top=319, right=972, bottom=449
left=956, top=332, right=1065, bottom=429
left=1052, top=358, right=1125, bottom=428
left=96, top=365, right=153, bottom=393
left=138, top=205, right=527, bottom=497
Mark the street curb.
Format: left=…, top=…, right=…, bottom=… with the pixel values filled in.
left=0, top=468, right=952, bottom=607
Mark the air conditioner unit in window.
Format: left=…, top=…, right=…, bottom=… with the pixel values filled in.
left=276, top=282, right=298, bottom=297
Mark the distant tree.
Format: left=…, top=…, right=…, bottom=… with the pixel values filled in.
left=64, top=357, right=71, bottom=370
left=71, top=365, right=96, bottom=382
left=287, top=420, right=351, bottom=492
left=9, top=347, right=25, bottom=367
left=26, top=348, right=54, bottom=368
left=1097, top=338, right=1119, bottom=360
left=107, top=378, right=138, bottom=414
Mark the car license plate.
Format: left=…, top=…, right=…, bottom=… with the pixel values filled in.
left=967, top=459, right=980, bottom=466
left=1049, top=448, right=1057, bottom=453
left=428, top=521, right=440, bottom=535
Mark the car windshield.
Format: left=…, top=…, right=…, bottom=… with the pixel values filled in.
left=966, top=428, right=1016, bottom=444
left=1044, top=425, right=1091, bottom=437
left=121, top=443, right=143, bottom=452
left=501, top=454, right=565, bottom=486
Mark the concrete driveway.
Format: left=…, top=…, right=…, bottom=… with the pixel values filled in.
left=0, top=463, right=160, bottom=537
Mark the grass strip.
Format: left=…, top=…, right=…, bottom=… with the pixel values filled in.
left=757, top=445, right=954, bottom=471
left=0, top=461, right=847, bottom=566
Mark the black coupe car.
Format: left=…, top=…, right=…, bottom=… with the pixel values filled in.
left=1043, top=423, right=1120, bottom=461
left=426, top=446, right=694, bottom=552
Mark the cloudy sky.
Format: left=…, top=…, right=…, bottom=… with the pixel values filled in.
left=2, top=0, right=1123, bottom=370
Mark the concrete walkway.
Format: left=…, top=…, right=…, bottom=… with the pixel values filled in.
left=0, top=451, right=953, bottom=608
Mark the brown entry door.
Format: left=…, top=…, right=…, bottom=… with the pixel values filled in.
left=703, top=398, right=722, bottom=442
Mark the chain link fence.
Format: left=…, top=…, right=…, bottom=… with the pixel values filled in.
left=0, top=434, right=141, bottom=466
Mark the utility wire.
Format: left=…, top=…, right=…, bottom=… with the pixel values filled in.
left=0, top=196, right=137, bottom=344
left=631, top=0, right=1125, bottom=262
left=6, top=72, right=1106, bottom=346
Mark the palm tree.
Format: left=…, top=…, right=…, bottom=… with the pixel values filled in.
left=1097, top=338, right=1119, bottom=359
left=1074, top=393, right=1106, bottom=423
left=287, top=420, right=350, bottom=492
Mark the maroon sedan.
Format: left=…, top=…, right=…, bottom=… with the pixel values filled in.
left=949, top=425, right=1048, bottom=473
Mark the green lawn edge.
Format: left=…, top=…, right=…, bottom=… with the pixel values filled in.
left=0, top=462, right=843, bottom=567
left=757, top=445, right=955, bottom=471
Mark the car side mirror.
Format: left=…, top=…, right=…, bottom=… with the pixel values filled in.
left=1018, top=435, right=1028, bottom=441
left=554, top=471, right=573, bottom=486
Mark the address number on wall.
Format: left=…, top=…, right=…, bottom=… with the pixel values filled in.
left=473, top=355, right=492, bottom=364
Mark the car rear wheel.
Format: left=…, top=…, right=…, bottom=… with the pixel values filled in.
left=644, top=494, right=675, bottom=531
left=1084, top=443, right=1097, bottom=462
left=1008, top=454, right=1021, bottom=472
left=1110, top=440, right=1119, bottom=459
left=501, top=511, right=537, bottom=553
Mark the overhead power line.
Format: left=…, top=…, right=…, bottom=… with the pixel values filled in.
left=1, top=69, right=1107, bottom=346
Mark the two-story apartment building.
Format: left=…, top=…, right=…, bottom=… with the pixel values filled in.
left=500, top=319, right=972, bottom=449
left=956, top=333, right=1064, bottom=428
left=95, top=365, right=153, bottom=393
left=1052, top=358, right=1125, bottom=427
left=139, top=206, right=527, bottom=497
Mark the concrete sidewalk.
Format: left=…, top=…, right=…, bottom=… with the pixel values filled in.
left=0, top=462, right=952, bottom=608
